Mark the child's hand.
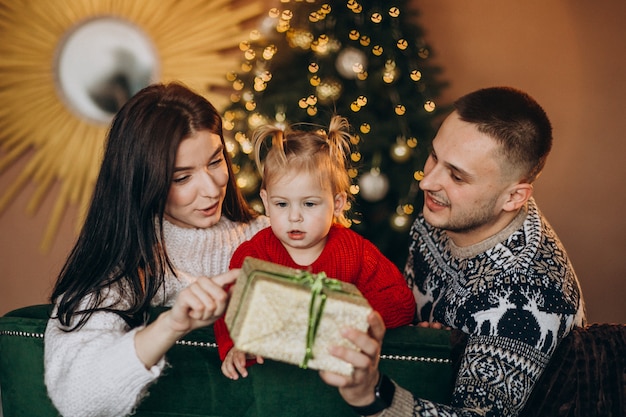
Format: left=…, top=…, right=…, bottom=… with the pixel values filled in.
left=415, top=321, right=451, bottom=330
left=221, top=347, right=264, bottom=380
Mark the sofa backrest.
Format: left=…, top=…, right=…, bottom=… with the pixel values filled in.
left=0, top=305, right=455, bottom=417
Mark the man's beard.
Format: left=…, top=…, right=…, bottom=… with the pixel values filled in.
left=425, top=194, right=500, bottom=235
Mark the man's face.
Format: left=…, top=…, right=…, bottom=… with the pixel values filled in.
left=419, top=112, right=516, bottom=246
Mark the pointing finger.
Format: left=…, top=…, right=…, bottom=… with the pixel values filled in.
left=211, top=269, right=240, bottom=287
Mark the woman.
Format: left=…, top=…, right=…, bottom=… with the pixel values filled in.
left=44, top=82, right=269, bottom=417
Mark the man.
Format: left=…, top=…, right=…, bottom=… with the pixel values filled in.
left=320, top=87, right=586, bottom=417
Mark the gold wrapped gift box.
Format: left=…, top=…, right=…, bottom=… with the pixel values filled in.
left=225, top=257, right=372, bottom=376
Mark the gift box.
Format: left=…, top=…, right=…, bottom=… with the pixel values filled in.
left=225, top=257, right=372, bottom=376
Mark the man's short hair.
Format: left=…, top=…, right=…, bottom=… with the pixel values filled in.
left=454, top=86, right=552, bottom=183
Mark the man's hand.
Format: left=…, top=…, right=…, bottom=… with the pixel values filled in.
left=319, top=311, right=386, bottom=408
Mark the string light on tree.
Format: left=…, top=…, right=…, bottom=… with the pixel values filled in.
left=390, top=203, right=413, bottom=232
left=235, top=166, right=260, bottom=195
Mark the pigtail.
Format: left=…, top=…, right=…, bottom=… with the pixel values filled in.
left=252, top=124, right=287, bottom=176
left=325, top=115, right=353, bottom=169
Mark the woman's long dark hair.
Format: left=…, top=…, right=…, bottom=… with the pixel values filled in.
left=51, top=82, right=257, bottom=330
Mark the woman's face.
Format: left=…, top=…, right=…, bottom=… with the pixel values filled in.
left=164, top=130, right=229, bottom=229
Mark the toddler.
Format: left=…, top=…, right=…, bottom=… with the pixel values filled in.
left=214, top=115, right=416, bottom=379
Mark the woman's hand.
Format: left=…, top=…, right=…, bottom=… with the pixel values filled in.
left=166, top=269, right=238, bottom=334
left=221, top=347, right=264, bottom=380
left=319, top=311, right=386, bottom=409
left=135, top=269, right=238, bottom=368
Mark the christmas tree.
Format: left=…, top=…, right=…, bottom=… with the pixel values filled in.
left=222, top=0, right=447, bottom=267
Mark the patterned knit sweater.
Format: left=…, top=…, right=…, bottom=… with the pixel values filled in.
left=386, top=198, right=585, bottom=417
left=44, top=216, right=269, bottom=417
left=213, top=224, right=416, bottom=360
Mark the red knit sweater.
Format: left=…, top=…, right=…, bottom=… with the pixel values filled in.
left=214, top=224, right=416, bottom=360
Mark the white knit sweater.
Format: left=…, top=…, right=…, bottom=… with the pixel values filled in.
left=44, top=216, right=269, bottom=417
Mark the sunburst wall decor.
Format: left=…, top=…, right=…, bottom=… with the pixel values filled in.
left=0, top=0, right=263, bottom=250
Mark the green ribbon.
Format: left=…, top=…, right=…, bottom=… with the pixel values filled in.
left=241, top=268, right=346, bottom=369
left=296, top=270, right=343, bottom=369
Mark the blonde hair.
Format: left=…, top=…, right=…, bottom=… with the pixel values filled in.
left=252, top=115, right=353, bottom=226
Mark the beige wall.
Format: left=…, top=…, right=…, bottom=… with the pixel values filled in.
left=1, top=1, right=624, bottom=323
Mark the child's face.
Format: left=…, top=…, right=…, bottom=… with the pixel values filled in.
left=260, top=170, right=346, bottom=265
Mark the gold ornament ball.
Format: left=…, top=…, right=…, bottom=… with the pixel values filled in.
left=390, top=212, right=411, bottom=231
left=236, top=168, right=260, bottom=194
left=335, top=47, right=367, bottom=79
left=390, top=141, right=411, bottom=163
left=250, top=198, right=265, bottom=215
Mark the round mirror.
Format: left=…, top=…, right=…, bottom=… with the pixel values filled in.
left=55, top=17, right=159, bottom=125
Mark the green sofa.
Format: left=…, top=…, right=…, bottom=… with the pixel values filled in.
left=4, top=305, right=624, bottom=417
left=0, top=305, right=455, bottom=417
